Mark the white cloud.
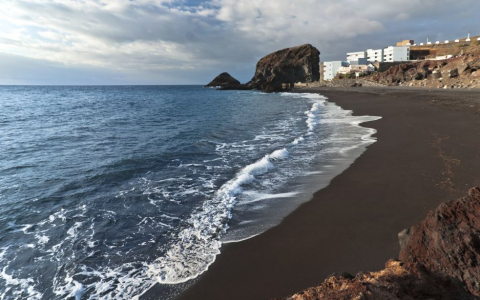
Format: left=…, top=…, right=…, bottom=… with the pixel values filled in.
left=0, top=0, right=479, bottom=84
left=37, top=31, right=65, bottom=41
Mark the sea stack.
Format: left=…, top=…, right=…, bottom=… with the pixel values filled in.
left=246, top=44, right=320, bottom=92
left=204, top=72, right=241, bottom=88
left=205, top=44, right=321, bottom=92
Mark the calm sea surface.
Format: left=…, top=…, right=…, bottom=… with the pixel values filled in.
left=0, top=86, right=379, bottom=299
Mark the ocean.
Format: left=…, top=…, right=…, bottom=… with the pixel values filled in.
left=0, top=85, right=380, bottom=299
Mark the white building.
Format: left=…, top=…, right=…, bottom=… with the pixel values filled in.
left=366, top=48, right=384, bottom=62
left=346, top=51, right=367, bottom=62
left=323, top=61, right=348, bottom=81
left=338, top=64, right=375, bottom=75
left=383, top=46, right=410, bottom=62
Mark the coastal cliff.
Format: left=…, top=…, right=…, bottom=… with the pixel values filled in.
left=281, top=187, right=480, bottom=299
left=207, top=44, right=320, bottom=92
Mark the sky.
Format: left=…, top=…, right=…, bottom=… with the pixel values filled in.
left=0, top=0, right=479, bottom=85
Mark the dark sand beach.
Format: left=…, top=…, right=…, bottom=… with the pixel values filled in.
left=144, top=87, right=480, bottom=300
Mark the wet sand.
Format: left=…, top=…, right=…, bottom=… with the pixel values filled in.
left=143, top=87, right=480, bottom=300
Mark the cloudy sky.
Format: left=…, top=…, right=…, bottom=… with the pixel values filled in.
left=1, top=0, right=479, bottom=85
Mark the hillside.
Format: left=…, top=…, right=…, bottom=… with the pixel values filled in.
left=410, top=35, right=480, bottom=58
left=366, top=40, right=480, bottom=89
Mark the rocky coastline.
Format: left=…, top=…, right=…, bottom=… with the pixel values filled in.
left=165, top=83, right=480, bottom=300
left=206, top=40, right=480, bottom=92
left=199, top=41, right=480, bottom=300
left=205, top=44, right=320, bottom=92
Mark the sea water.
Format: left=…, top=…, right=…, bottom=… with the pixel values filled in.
left=0, top=86, right=380, bottom=299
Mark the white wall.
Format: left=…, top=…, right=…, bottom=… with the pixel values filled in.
left=323, top=61, right=343, bottom=81
left=366, top=48, right=384, bottom=62
left=383, top=46, right=410, bottom=62
left=346, top=51, right=366, bottom=62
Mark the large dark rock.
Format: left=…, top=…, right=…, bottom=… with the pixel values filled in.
left=246, top=44, right=320, bottom=92
left=204, top=72, right=240, bottom=88
left=206, top=44, right=320, bottom=92
left=399, top=187, right=480, bottom=297
left=466, top=60, right=480, bottom=73
left=447, top=68, right=459, bottom=78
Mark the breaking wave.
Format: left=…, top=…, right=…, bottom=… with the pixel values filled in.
left=0, top=87, right=380, bottom=300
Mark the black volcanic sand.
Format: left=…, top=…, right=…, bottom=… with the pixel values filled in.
left=143, top=87, right=480, bottom=300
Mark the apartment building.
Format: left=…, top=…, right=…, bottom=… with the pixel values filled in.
left=346, top=51, right=367, bottom=62
left=383, top=46, right=410, bottom=62
left=366, top=48, right=384, bottom=62
left=323, top=61, right=349, bottom=81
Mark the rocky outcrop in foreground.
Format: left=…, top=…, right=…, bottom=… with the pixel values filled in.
left=204, top=72, right=241, bottom=88
left=281, top=187, right=480, bottom=300
left=207, top=44, right=320, bottom=92
left=282, top=260, right=473, bottom=300
left=400, top=187, right=480, bottom=297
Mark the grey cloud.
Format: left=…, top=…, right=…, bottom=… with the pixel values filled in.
left=0, top=52, right=225, bottom=85
left=1, top=0, right=480, bottom=84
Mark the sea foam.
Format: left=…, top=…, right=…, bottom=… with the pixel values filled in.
left=145, top=92, right=380, bottom=288
left=0, top=90, right=381, bottom=300
left=146, top=146, right=291, bottom=284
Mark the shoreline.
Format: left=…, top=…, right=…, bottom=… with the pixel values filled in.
left=142, top=87, right=480, bottom=300
left=219, top=93, right=381, bottom=245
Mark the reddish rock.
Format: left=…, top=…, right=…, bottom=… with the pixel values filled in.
left=281, top=260, right=473, bottom=300
left=280, top=188, right=480, bottom=300
left=399, top=187, right=480, bottom=297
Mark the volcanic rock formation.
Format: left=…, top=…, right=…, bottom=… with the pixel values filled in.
left=281, top=187, right=480, bottom=300
left=399, top=187, right=480, bottom=297
left=206, top=44, right=320, bottom=92
left=204, top=72, right=241, bottom=88
left=244, top=44, right=320, bottom=92
left=282, top=260, right=473, bottom=300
